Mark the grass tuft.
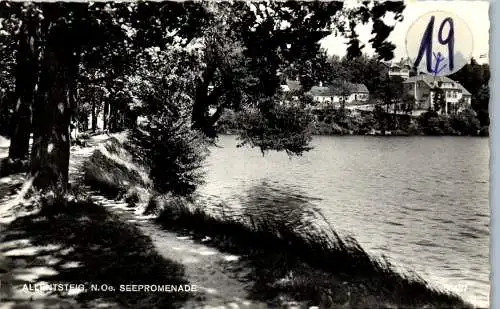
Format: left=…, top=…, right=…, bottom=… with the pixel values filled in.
left=82, top=135, right=473, bottom=309
left=154, top=188, right=471, bottom=309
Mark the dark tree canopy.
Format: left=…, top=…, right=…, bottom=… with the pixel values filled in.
left=450, top=58, right=490, bottom=126
left=0, top=1, right=407, bottom=195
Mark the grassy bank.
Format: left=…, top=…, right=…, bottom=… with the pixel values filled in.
left=83, top=136, right=152, bottom=207
left=152, top=197, right=470, bottom=308
left=1, top=194, right=193, bottom=309
left=83, top=136, right=473, bottom=309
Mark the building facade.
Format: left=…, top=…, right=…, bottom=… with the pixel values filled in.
left=305, top=82, right=369, bottom=109
left=403, top=75, right=472, bottom=114
left=383, top=58, right=415, bottom=80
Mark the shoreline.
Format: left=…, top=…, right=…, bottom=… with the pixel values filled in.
left=216, top=131, right=490, bottom=137
left=0, top=134, right=485, bottom=308
left=217, top=132, right=490, bottom=137
left=80, top=136, right=474, bottom=309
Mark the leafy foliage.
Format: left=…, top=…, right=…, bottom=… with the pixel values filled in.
left=183, top=1, right=406, bottom=154
left=126, top=48, right=209, bottom=196
left=449, top=58, right=490, bottom=126
left=432, top=87, right=446, bottom=113
left=0, top=1, right=408, bottom=192
left=129, top=125, right=207, bottom=197
left=0, top=20, right=16, bottom=136
left=236, top=103, right=314, bottom=156
left=449, top=108, right=481, bottom=135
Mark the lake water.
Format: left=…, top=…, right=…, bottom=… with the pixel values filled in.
left=198, top=135, right=490, bottom=308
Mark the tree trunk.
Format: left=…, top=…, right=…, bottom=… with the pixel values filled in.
left=30, top=24, right=77, bottom=195
left=191, top=64, right=219, bottom=137
left=109, top=101, right=115, bottom=132
left=9, top=17, right=38, bottom=160
left=83, top=117, right=88, bottom=132
left=103, top=98, right=109, bottom=130
left=91, top=98, right=97, bottom=132
left=69, top=82, right=79, bottom=143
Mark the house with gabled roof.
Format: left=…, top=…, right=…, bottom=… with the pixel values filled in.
left=382, top=57, right=416, bottom=80
left=280, top=80, right=301, bottom=93
left=302, top=81, right=369, bottom=109
left=403, top=75, right=472, bottom=114
left=280, top=79, right=370, bottom=111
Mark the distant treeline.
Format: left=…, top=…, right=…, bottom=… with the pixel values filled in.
left=308, top=55, right=490, bottom=129
left=216, top=56, right=490, bottom=138
left=216, top=106, right=489, bottom=137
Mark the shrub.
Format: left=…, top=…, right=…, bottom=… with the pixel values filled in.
left=122, top=46, right=210, bottom=197
left=479, top=125, right=489, bottom=136
left=128, top=121, right=208, bottom=197
left=450, top=108, right=481, bottom=136
left=215, top=110, right=238, bottom=134
left=416, top=109, right=484, bottom=136
left=356, top=112, right=376, bottom=134
left=417, top=111, right=445, bottom=135
left=406, top=122, right=423, bottom=135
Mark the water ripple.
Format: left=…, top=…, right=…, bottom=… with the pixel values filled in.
left=199, top=136, right=490, bottom=307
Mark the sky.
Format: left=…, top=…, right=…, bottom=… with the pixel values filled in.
left=320, top=0, right=490, bottom=64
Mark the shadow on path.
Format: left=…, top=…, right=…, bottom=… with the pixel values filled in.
left=0, top=199, right=194, bottom=309
left=152, top=182, right=473, bottom=309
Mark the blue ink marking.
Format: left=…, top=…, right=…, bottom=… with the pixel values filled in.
left=438, top=17, right=454, bottom=71
left=413, top=15, right=455, bottom=75
left=414, top=16, right=435, bottom=73
left=432, top=52, right=447, bottom=76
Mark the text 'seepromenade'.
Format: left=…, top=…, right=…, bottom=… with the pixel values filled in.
left=17, top=282, right=198, bottom=294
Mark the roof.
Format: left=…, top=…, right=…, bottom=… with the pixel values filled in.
left=285, top=80, right=302, bottom=92
left=382, top=61, right=391, bottom=68
left=403, top=75, right=472, bottom=95
left=346, top=83, right=369, bottom=93
left=308, top=86, right=333, bottom=97
left=399, top=58, right=413, bottom=67
left=403, top=75, right=455, bottom=86
left=307, top=82, right=369, bottom=97
left=383, top=57, right=413, bottom=69
left=457, top=84, right=472, bottom=96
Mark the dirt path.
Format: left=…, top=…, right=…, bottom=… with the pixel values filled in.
left=88, top=195, right=273, bottom=309
left=0, top=139, right=122, bottom=309
left=69, top=136, right=305, bottom=309
left=0, top=135, right=306, bottom=309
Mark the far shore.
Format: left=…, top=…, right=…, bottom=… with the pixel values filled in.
left=215, top=131, right=490, bottom=138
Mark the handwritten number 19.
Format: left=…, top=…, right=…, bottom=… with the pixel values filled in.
left=414, top=16, right=455, bottom=74
left=438, top=17, right=454, bottom=70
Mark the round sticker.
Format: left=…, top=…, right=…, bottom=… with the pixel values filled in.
left=405, top=11, right=473, bottom=76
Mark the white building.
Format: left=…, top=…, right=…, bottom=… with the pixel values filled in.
left=304, top=82, right=369, bottom=109
left=383, top=58, right=414, bottom=80
left=403, top=75, right=472, bottom=114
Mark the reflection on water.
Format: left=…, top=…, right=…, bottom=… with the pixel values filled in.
left=198, top=135, right=490, bottom=308
left=241, top=182, right=325, bottom=226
